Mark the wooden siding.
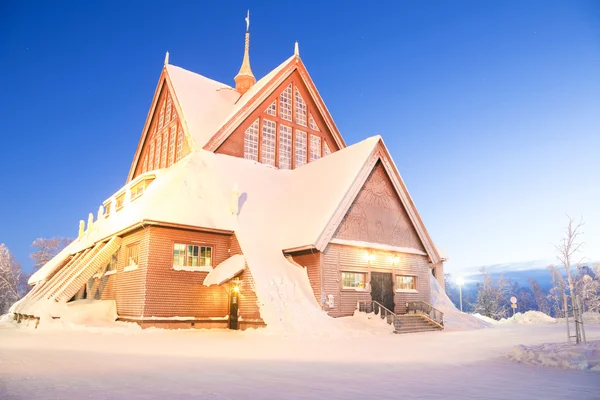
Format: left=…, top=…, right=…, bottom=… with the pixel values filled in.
left=115, top=228, right=150, bottom=317
left=334, top=161, right=425, bottom=252
left=287, top=250, right=322, bottom=304
left=322, top=243, right=431, bottom=317
left=216, top=70, right=340, bottom=166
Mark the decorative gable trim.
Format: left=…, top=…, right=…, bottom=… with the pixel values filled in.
left=314, top=140, right=441, bottom=265
left=205, top=56, right=346, bottom=153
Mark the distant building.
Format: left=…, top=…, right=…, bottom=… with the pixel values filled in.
left=13, top=17, right=446, bottom=331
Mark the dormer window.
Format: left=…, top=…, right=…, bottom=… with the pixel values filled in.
left=115, top=193, right=125, bottom=211
left=104, top=201, right=112, bottom=218
left=131, top=176, right=155, bottom=202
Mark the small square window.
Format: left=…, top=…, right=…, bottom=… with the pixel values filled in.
left=341, top=272, right=366, bottom=289
left=396, top=275, right=416, bottom=290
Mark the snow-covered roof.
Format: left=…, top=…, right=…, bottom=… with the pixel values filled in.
left=166, top=64, right=240, bottom=150
left=203, top=254, right=246, bottom=287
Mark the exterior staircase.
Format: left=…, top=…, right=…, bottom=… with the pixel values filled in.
left=357, top=300, right=444, bottom=334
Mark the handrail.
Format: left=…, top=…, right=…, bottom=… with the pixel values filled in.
left=357, top=300, right=401, bottom=329
left=406, top=301, right=444, bottom=327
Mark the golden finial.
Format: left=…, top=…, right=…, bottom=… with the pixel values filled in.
left=234, top=10, right=256, bottom=95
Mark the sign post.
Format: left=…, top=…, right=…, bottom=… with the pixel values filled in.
left=510, top=296, right=517, bottom=316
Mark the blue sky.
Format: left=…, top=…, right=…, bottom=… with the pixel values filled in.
left=1, top=1, right=599, bottom=274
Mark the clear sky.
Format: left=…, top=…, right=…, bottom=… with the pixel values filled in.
left=1, top=1, right=599, bottom=275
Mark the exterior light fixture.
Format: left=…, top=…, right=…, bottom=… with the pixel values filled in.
left=391, top=254, right=400, bottom=265
left=231, top=278, right=242, bottom=293
left=367, top=252, right=375, bottom=262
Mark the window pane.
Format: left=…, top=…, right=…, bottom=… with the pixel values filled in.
left=295, top=130, right=307, bottom=167
left=396, top=275, right=415, bottom=290
left=310, top=135, right=321, bottom=162
left=279, top=125, right=292, bottom=169
left=176, top=127, right=184, bottom=161
left=154, top=136, right=161, bottom=170
left=243, top=119, right=259, bottom=161
left=168, top=125, right=176, bottom=166
left=261, top=119, right=276, bottom=166
left=309, top=114, right=320, bottom=131
left=294, top=87, right=307, bottom=126
left=324, top=141, right=331, bottom=156
left=266, top=100, right=276, bottom=116
left=279, top=84, right=292, bottom=121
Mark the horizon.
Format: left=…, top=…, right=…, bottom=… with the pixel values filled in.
left=1, top=1, right=599, bottom=275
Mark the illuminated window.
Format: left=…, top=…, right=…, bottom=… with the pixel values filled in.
left=309, top=114, right=319, bottom=131
left=161, top=130, right=168, bottom=168
left=115, top=193, right=125, bottom=211
left=266, top=100, right=276, bottom=116
left=294, top=87, right=307, bottom=126
left=295, top=130, right=307, bottom=167
left=165, top=97, right=172, bottom=122
left=243, top=119, right=259, bottom=161
left=310, top=135, right=321, bottom=162
left=176, top=127, right=184, bottom=161
left=127, top=243, right=139, bottom=267
left=279, top=84, right=292, bottom=121
left=148, top=142, right=155, bottom=171
left=154, top=136, right=161, bottom=170
left=342, top=272, right=366, bottom=289
left=158, top=103, right=165, bottom=130
left=396, top=275, right=416, bottom=290
left=279, top=124, right=292, bottom=169
left=261, top=119, right=276, bottom=166
left=323, top=141, right=331, bottom=156
left=173, top=244, right=212, bottom=268
left=168, top=125, right=176, bottom=166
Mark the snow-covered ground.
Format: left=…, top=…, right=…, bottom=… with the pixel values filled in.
left=1, top=317, right=599, bottom=400
left=509, top=340, right=600, bottom=372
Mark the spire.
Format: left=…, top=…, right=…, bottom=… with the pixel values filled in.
left=294, top=41, right=299, bottom=57
left=164, top=51, right=169, bottom=66
left=234, top=10, right=256, bottom=95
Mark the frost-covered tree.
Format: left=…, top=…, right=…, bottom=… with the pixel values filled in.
left=30, top=237, right=72, bottom=270
left=553, top=216, right=584, bottom=315
left=0, top=244, right=21, bottom=314
left=529, top=278, right=551, bottom=315
left=473, top=268, right=510, bottom=319
left=575, top=266, right=600, bottom=313
left=547, top=265, right=568, bottom=317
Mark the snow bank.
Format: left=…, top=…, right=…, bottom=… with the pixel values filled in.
left=582, top=312, right=600, bottom=324
left=60, top=300, right=118, bottom=326
left=203, top=254, right=246, bottom=286
left=498, top=311, right=557, bottom=325
left=429, top=274, right=492, bottom=331
left=472, top=313, right=498, bottom=324
left=508, top=340, right=600, bottom=372
left=0, top=313, right=13, bottom=323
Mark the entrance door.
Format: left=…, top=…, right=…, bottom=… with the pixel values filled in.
left=229, top=283, right=239, bottom=330
left=370, top=272, right=395, bottom=312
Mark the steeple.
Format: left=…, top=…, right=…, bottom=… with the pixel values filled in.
left=234, top=10, right=256, bottom=95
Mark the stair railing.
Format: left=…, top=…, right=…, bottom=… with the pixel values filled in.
left=357, top=300, right=402, bottom=330
left=406, top=301, right=444, bottom=327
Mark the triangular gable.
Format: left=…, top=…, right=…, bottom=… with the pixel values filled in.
left=205, top=55, right=347, bottom=154
left=333, top=161, right=426, bottom=252
left=127, top=64, right=239, bottom=182
left=314, top=139, right=442, bottom=264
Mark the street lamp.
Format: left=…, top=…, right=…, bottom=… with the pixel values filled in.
left=456, top=277, right=465, bottom=312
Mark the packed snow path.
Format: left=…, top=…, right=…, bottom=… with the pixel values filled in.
left=1, top=322, right=599, bottom=399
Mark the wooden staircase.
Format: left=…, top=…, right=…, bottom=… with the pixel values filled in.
left=357, top=300, right=444, bottom=334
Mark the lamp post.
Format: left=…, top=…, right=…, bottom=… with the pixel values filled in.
left=456, top=277, right=465, bottom=312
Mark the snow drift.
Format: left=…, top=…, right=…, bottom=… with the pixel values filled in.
left=508, top=340, right=600, bottom=372
left=429, top=274, right=492, bottom=331
left=498, top=311, right=557, bottom=325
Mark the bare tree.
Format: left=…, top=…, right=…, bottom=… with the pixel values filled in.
left=547, top=265, right=568, bottom=317
left=0, top=244, right=21, bottom=314
left=473, top=268, right=510, bottom=319
left=553, top=216, right=585, bottom=314
left=30, top=237, right=72, bottom=270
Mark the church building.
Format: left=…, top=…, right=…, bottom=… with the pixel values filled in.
left=12, top=15, right=447, bottom=332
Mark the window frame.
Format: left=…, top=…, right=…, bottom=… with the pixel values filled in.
left=172, top=243, right=213, bottom=272
left=126, top=242, right=140, bottom=268
left=395, top=275, right=417, bottom=292
left=341, top=271, right=367, bottom=290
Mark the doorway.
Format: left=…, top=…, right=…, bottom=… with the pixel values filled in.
left=370, top=272, right=395, bottom=312
left=229, top=282, right=239, bottom=330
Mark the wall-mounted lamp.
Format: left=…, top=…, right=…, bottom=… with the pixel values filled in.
left=391, top=254, right=400, bottom=265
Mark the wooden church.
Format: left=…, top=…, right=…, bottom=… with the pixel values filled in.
left=12, top=15, right=447, bottom=332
